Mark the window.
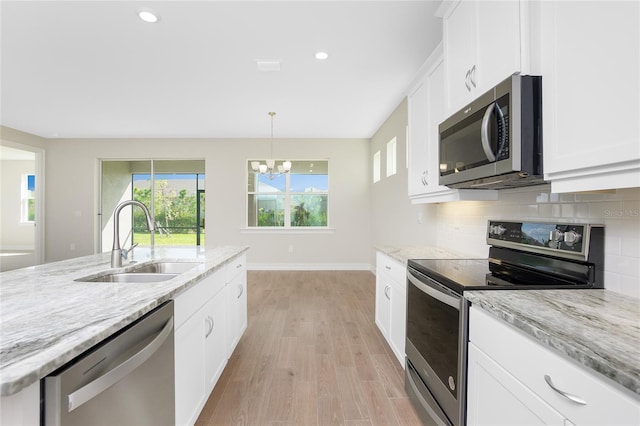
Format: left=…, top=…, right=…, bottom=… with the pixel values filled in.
left=386, top=137, right=397, bottom=177
left=21, top=174, right=35, bottom=223
left=373, top=150, right=381, bottom=183
left=247, top=160, right=328, bottom=228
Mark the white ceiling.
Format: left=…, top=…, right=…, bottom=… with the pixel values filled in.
left=1, top=1, right=443, bottom=139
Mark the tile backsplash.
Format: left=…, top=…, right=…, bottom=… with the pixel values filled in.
left=430, top=186, right=640, bottom=298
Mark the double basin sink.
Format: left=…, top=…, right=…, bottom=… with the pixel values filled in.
left=76, top=261, right=202, bottom=283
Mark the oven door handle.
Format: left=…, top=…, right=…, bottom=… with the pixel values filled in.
left=407, top=271, right=460, bottom=309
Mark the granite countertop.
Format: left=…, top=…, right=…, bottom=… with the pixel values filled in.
left=375, top=245, right=465, bottom=264
left=0, top=245, right=248, bottom=396
left=466, top=289, right=640, bottom=396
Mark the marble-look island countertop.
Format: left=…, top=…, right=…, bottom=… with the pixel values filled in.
left=466, top=289, right=640, bottom=396
left=0, top=245, right=248, bottom=396
left=375, top=245, right=466, bottom=264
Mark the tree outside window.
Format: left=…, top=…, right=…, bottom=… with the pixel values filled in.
left=247, top=160, right=328, bottom=228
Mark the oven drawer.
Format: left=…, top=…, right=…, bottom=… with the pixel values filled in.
left=468, top=306, right=639, bottom=425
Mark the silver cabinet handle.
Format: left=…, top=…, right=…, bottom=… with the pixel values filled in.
left=544, top=375, right=587, bottom=405
left=237, top=284, right=244, bottom=299
left=205, top=316, right=214, bottom=338
left=384, top=284, right=391, bottom=300
left=465, top=69, right=471, bottom=91
left=385, top=265, right=391, bottom=270
left=236, top=263, right=243, bottom=269
left=67, top=316, right=174, bottom=412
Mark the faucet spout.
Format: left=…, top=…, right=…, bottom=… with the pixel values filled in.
left=111, top=200, right=154, bottom=268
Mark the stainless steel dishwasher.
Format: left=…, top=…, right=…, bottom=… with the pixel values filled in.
left=44, top=301, right=175, bottom=426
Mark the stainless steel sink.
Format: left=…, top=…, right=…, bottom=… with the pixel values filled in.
left=81, top=272, right=178, bottom=283
left=75, top=261, right=202, bottom=283
left=131, top=261, right=201, bottom=274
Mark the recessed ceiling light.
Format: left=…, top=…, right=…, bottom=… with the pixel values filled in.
left=315, top=51, right=329, bottom=60
left=137, top=8, right=160, bottom=23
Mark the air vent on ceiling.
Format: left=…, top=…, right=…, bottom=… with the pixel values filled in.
left=256, top=60, right=281, bottom=72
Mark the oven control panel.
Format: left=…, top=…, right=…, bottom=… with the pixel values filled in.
left=486, top=221, right=601, bottom=259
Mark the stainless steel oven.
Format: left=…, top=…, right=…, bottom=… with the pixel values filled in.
left=405, top=221, right=604, bottom=426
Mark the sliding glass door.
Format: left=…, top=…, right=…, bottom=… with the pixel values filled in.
left=100, top=159, right=205, bottom=252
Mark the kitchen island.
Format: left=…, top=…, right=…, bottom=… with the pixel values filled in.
left=0, top=245, right=248, bottom=398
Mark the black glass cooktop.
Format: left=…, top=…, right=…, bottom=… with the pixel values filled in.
left=408, top=249, right=595, bottom=294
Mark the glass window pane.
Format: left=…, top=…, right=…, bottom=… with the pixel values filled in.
left=290, top=173, right=328, bottom=192
left=248, top=194, right=285, bottom=227
left=291, top=194, right=328, bottom=227
left=256, top=173, right=286, bottom=192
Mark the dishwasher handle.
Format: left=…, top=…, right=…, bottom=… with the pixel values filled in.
left=67, top=316, right=174, bottom=412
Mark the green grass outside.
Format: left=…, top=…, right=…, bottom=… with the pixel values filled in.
left=133, top=233, right=205, bottom=246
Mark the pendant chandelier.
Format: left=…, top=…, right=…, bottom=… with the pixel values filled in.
left=251, top=112, right=292, bottom=180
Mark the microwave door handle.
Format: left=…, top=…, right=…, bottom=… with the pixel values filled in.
left=481, top=102, right=498, bottom=162
left=495, top=104, right=507, bottom=157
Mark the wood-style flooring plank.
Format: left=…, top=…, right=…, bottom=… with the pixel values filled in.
left=195, top=270, right=422, bottom=426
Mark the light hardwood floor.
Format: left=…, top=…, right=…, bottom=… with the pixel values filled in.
left=195, top=270, right=423, bottom=426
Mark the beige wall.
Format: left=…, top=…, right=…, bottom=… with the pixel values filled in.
left=42, top=136, right=372, bottom=268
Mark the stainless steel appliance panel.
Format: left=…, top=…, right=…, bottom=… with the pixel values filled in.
left=406, top=268, right=465, bottom=426
left=44, top=301, right=175, bottom=426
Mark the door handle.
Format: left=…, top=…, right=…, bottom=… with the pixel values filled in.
left=464, top=69, right=471, bottom=91
left=384, top=285, right=391, bottom=300
left=481, top=103, right=498, bottom=162
left=544, top=375, right=587, bottom=405
left=67, top=316, right=174, bottom=412
left=237, top=284, right=244, bottom=299
left=205, top=316, right=214, bottom=338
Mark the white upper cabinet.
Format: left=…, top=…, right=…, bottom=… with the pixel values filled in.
left=407, top=44, right=498, bottom=203
left=442, top=0, right=526, bottom=114
left=539, top=1, right=640, bottom=193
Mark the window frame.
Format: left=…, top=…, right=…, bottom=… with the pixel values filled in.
left=246, top=159, right=330, bottom=229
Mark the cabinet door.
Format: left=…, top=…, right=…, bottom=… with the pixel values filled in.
left=407, top=77, right=429, bottom=197
left=204, top=289, right=228, bottom=395
left=475, top=0, right=522, bottom=94
left=444, top=0, right=477, bottom=112
left=375, top=268, right=391, bottom=339
left=227, top=270, right=247, bottom=357
left=175, top=310, right=206, bottom=426
left=541, top=1, right=640, bottom=192
left=467, top=343, right=566, bottom=426
left=389, top=278, right=406, bottom=366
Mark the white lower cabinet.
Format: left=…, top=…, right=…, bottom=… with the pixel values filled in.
left=375, top=252, right=406, bottom=367
left=0, top=382, right=40, bottom=426
left=226, top=254, right=247, bottom=357
left=467, top=306, right=640, bottom=426
left=174, top=254, right=248, bottom=426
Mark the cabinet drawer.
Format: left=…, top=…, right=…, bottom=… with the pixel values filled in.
left=226, top=253, right=247, bottom=282
left=469, top=306, right=640, bottom=425
left=175, top=267, right=226, bottom=330
left=376, top=252, right=405, bottom=285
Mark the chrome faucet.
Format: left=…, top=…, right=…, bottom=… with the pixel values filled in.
left=111, top=200, right=154, bottom=268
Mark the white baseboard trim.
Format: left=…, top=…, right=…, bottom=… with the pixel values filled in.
left=248, top=263, right=373, bottom=271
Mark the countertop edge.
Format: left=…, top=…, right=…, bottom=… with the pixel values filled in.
left=465, top=291, right=640, bottom=397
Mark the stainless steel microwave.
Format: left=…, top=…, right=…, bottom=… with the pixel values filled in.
left=438, top=74, right=544, bottom=190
